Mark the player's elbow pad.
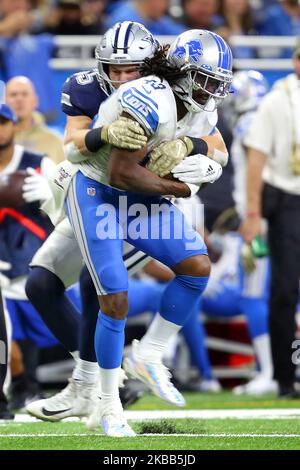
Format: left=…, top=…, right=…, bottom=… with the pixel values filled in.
left=64, top=141, right=87, bottom=164
left=212, top=149, right=229, bottom=167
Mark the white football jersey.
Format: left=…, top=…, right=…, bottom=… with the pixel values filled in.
left=78, top=74, right=218, bottom=184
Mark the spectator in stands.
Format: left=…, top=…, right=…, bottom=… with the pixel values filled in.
left=105, top=0, right=123, bottom=14
left=257, top=0, right=300, bottom=57
left=180, top=0, right=221, bottom=31
left=240, top=39, right=300, bottom=398
left=215, top=0, right=257, bottom=58
left=45, top=0, right=105, bottom=35
left=0, top=103, right=57, bottom=410
left=105, top=0, right=185, bottom=35
left=0, top=0, right=40, bottom=36
left=5, top=77, right=64, bottom=164
left=0, top=1, right=56, bottom=122
left=82, top=0, right=107, bottom=28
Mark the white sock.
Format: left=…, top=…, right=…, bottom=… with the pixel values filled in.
left=253, top=334, right=273, bottom=379
left=137, top=313, right=181, bottom=363
left=99, top=367, right=121, bottom=409
left=72, top=358, right=99, bottom=384
left=70, top=350, right=79, bottom=360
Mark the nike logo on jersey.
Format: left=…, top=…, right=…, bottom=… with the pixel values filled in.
left=41, top=407, right=72, bottom=416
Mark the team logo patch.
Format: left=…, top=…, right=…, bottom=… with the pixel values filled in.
left=173, top=39, right=203, bottom=63
left=87, top=187, right=96, bottom=196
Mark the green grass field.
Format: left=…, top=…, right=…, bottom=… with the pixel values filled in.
left=1, top=391, right=300, bottom=450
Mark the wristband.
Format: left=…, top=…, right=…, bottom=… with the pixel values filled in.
left=85, top=127, right=103, bottom=152
left=246, top=212, right=261, bottom=218
left=186, top=137, right=208, bottom=156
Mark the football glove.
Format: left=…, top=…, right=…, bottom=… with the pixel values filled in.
left=172, top=154, right=223, bottom=185
left=241, top=243, right=256, bottom=274
left=22, top=168, right=53, bottom=203
left=146, top=137, right=193, bottom=177
left=101, top=117, right=148, bottom=151
left=289, top=145, right=300, bottom=176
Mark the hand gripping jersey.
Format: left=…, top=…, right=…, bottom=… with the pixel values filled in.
left=77, top=74, right=218, bottom=185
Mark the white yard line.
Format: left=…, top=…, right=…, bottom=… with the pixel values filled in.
left=2, top=408, right=300, bottom=424
left=0, top=433, right=300, bottom=438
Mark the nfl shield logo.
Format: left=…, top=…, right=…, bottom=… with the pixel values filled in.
left=87, top=187, right=96, bottom=196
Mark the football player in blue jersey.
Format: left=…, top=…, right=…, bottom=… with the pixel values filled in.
left=56, top=29, right=233, bottom=436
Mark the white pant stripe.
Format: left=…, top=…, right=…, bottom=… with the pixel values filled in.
left=67, top=175, right=106, bottom=295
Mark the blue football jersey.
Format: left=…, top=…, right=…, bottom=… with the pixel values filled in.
left=61, top=69, right=109, bottom=119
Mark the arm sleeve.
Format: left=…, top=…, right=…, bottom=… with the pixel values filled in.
left=243, top=95, right=275, bottom=156
left=118, top=85, right=160, bottom=137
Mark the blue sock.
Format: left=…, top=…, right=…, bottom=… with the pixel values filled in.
left=181, top=300, right=213, bottom=379
left=25, top=267, right=80, bottom=353
left=239, top=297, right=269, bottom=339
left=160, top=274, right=209, bottom=326
left=95, top=312, right=126, bottom=369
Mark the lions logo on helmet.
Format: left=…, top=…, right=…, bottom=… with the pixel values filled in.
left=173, top=39, right=203, bottom=63
left=168, top=29, right=233, bottom=113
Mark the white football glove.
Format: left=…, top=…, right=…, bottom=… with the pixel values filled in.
left=101, top=117, right=148, bottom=150
left=172, top=154, right=223, bottom=185
left=146, top=137, right=193, bottom=177
left=22, top=167, right=53, bottom=203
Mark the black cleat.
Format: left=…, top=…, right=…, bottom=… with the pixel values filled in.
left=278, top=384, right=300, bottom=399
left=0, top=398, right=14, bottom=420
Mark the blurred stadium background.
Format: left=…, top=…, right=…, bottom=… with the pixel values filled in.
left=1, top=0, right=300, bottom=449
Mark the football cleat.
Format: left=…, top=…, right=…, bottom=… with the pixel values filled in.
left=123, top=340, right=186, bottom=407
left=195, top=379, right=222, bottom=393
left=233, top=375, right=278, bottom=396
left=0, top=394, right=14, bottom=420
left=26, top=378, right=95, bottom=421
left=87, top=397, right=136, bottom=437
left=102, top=412, right=136, bottom=437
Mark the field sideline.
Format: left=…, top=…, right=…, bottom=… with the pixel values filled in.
left=1, top=392, right=300, bottom=450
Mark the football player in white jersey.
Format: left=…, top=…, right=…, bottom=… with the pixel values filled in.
left=49, top=29, right=233, bottom=437
left=27, top=24, right=229, bottom=428
left=26, top=22, right=158, bottom=423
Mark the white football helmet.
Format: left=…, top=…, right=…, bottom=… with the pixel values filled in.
left=95, top=21, right=160, bottom=92
left=231, top=70, right=268, bottom=115
left=167, top=30, right=233, bottom=113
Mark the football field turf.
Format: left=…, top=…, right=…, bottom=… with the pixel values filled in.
left=1, top=391, right=300, bottom=450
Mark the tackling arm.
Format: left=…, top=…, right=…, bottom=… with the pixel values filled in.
left=201, top=128, right=229, bottom=167
left=64, top=115, right=93, bottom=155
left=108, top=146, right=191, bottom=198
left=64, top=114, right=148, bottom=160
left=239, top=147, right=267, bottom=243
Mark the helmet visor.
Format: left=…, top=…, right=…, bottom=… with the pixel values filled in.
left=192, top=70, right=232, bottom=100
